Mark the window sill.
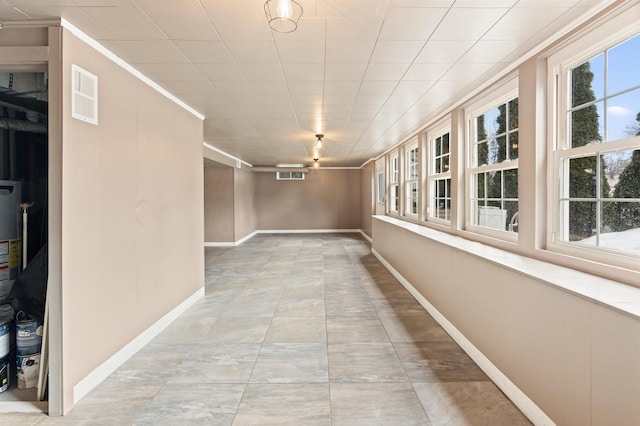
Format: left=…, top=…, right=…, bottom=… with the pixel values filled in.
left=373, top=215, right=640, bottom=320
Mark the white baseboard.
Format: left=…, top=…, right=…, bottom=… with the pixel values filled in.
left=371, top=248, right=555, bottom=426
left=205, top=229, right=364, bottom=247
left=359, top=230, right=372, bottom=243
left=72, top=287, right=205, bottom=404
left=257, top=229, right=361, bottom=234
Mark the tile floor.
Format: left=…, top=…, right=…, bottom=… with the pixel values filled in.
left=11, top=233, right=531, bottom=425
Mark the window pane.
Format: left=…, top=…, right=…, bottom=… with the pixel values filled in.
left=494, top=135, right=507, bottom=164
left=435, top=137, right=441, bottom=156
left=606, top=89, right=640, bottom=141
left=505, top=201, right=519, bottom=232
left=504, top=168, right=518, bottom=199
left=487, top=170, right=502, bottom=199
left=442, top=155, right=449, bottom=172
left=608, top=33, right=640, bottom=96
left=571, top=103, right=603, bottom=148
left=477, top=141, right=489, bottom=166
left=572, top=54, right=604, bottom=108
left=568, top=156, right=597, bottom=199
left=508, top=98, right=519, bottom=130
left=509, top=132, right=519, bottom=160
left=567, top=200, right=597, bottom=240
left=476, top=173, right=486, bottom=198
left=442, top=133, right=450, bottom=154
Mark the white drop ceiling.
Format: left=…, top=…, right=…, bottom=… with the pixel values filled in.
left=0, top=0, right=603, bottom=166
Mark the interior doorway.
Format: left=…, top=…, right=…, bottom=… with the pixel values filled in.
left=0, top=71, right=48, bottom=412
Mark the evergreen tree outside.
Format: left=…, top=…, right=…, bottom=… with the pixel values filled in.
left=568, top=62, right=612, bottom=239
left=611, top=113, right=640, bottom=231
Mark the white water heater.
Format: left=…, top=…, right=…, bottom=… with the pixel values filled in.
left=0, top=181, right=21, bottom=300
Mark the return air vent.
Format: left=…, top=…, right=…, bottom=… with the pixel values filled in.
left=71, top=64, right=98, bottom=125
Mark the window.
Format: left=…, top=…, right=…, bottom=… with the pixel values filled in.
left=405, top=142, right=419, bottom=216
left=389, top=152, right=399, bottom=213
left=376, top=171, right=385, bottom=204
left=276, top=171, right=305, bottom=180
left=428, top=130, right=451, bottom=223
left=468, top=89, right=519, bottom=233
left=553, top=32, right=640, bottom=259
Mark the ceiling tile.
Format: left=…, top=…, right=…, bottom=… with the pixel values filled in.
left=238, top=63, right=285, bottom=81
left=459, top=40, right=522, bottom=63
left=403, top=63, right=450, bottom=81
left=282, top=63, right=325, bottom=81
left=174, top=40, right=234, bottom=63
left=275, top=39, right=325, bottom=64
left=370, top=40, right=425, bottom=63
left=358, top=80, right=397, bottom=96
left=414, top=40, right=474, bottom=63
left=483, top=7, right=570, bottom=41
left=120, top=40, right=190, bottom=63
left=364, top=63, right=410, bottom=80
left=226, top=40, right=280, bottom=63
left=82, top=6, right=168, bottom=40
left=212, top=17, right=273, bottom=41
left=134, top=63, right=207, bottom=82
left=154, top=16, right=221, bottom=40
left=379, top=7, right=449, bottom=40
left=325, top=63, right=368, bottom=81
left=326, top=39, right=376, bottom=63
left=431, top=8, right=508, bottom=40
left=197, top=63, right=246, bottom=81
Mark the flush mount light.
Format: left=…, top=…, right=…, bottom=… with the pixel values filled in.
left=264, top=0, right=303, bottom=33
left=315, top=133, right=324, bottom=150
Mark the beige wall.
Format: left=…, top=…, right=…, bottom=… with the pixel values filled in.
left=60, top=28, right=204, bottom=410
left=204, top=166, right=234, bottom=242
left=360, top=163, right=373, bottom=237
left=233, top=167, right=257, bottom=241
left=373, top=217, right=640, bottom=425
left=255, top=169, right=360, bottom=231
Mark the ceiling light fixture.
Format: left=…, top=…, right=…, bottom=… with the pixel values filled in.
left=264, top=0, right=303, bottom=33
left=315, top=133, right=324, bottom=150
left=314, top=157, right=319, bottom=168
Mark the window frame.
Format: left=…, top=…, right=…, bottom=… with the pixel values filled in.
left=548, top=17, right=640, bottom=271
left=404, top=140, right=419, bottom=218
left=465, top=78, right=519, bottom=241
left=388, top=151, right=400, bottom=214
left=426, top=121, right=452, bottom=225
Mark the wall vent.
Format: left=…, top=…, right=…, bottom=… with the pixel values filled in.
left=276, top=171, right=305, bottom=180
left=71, top=64, right=98, bottom=125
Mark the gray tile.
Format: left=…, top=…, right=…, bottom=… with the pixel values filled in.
left=325, top=297, right=378, bottom=318
left=275, top=297, right=326, bottom=317
left=133, top=383, right=245, bottom=426
left=205, top=317, right=272, bottom=343
left=0, top=413, right=45, bottom=426
left=328, top=343, right=408, bottom=383
left=394, top=342, right=489, bottom=382
left=330, top=383, right=430, bottom=425
left=327, top=316, right=390, bottom=343
left=250, top=343, right=328, bottom=383
left=169, top=344, right=261, bottom=384
left=413, top=381, right=532, bottom=426
left=233, top=384, right=330, bottom=425
left=265, top=316, right=327, bottom=343
left=379, top=312, right=454, bottom=343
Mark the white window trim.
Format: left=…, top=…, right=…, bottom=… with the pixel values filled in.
left=71, top=64, right=98, bottom=125
left=404, top=140, right=419, bottom=218
left=547, top=8, right=640, bottom=273
left=388, top=151, right=400, bottom=214
left=426, top=121, right=452, bottom=225
left=464, top=77, right=519, bottom=242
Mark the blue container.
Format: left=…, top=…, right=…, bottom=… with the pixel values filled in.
left=0, top=356, right=8, bottom=394
left=16, top=312, right=41, bottom=356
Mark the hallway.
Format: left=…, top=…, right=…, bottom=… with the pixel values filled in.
left=10, top=233, right=530, bottom=425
